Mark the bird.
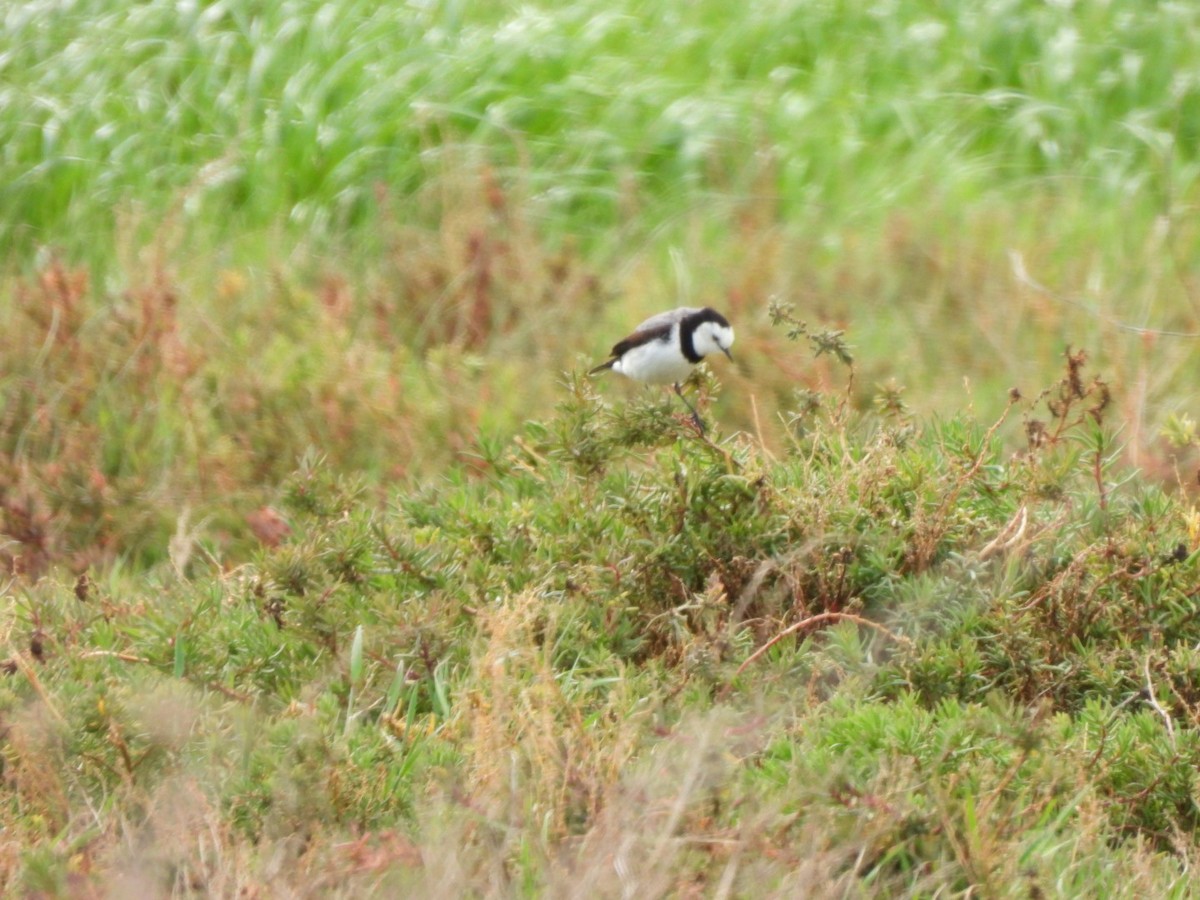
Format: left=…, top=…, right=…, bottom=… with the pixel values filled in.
left=589, top=306, right=735, bottom=432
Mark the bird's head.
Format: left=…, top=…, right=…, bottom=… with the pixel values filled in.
left=690, top=308, right=735, bottom=362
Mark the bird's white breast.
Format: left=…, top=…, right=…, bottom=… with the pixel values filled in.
left=611, top=331, right=694, bottom=384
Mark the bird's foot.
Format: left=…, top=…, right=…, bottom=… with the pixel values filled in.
left=673, top=383, right=707, bottom=435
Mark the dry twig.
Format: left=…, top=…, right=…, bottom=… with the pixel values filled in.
left=731, top=612, right=913, bottom=681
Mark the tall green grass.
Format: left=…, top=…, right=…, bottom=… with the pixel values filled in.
left=5, top=0, right=1199, bottom=260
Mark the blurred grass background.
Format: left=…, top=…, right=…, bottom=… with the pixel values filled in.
left=6, top=0, right=1200, bottom=568
left=7, top=0, right=1198, bottom=252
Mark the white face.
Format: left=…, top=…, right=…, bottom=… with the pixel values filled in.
left=693, top=321, right=735, bottom=360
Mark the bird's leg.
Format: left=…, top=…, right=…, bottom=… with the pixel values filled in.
left=673, top=382, right=706, bottom=434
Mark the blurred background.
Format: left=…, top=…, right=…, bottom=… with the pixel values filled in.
left=4, top=0, right=1200, bottom=569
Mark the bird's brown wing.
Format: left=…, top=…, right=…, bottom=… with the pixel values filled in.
left=609, top=321, right=673, bottom=358
left=589, top=311, right=689, bottom=375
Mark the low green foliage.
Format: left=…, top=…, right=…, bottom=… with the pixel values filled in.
left=3, top=344, right=1200, bottom=893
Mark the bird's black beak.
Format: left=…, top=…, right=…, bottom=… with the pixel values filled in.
left=722, top=347, right=734, bottom=362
